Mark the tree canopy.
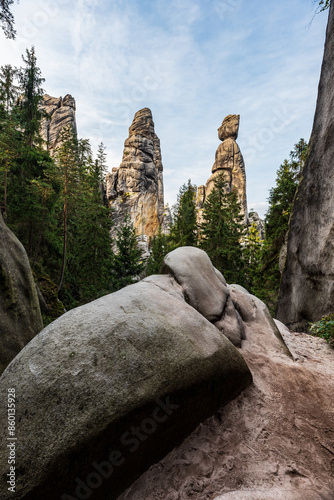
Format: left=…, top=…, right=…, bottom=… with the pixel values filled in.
left=0, top=0, right=15, bottom=39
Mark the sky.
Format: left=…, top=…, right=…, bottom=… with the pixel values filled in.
left=0, top=0, right=329, bottom=218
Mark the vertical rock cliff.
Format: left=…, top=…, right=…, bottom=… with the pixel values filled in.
left=198, top=114, right=248, bottom=223
left=276, top=3, right=334, bottom=329
left=40, top=94, right=77, bottom=154
left=106, top=108, right=164, bottom=252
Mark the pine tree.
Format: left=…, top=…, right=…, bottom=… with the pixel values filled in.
left=170, top=179, right=197, bottom=248
left=18, top=46, right=45, bottom=147
left=95, top=142, right=108, bottom=182
left=0, top=0, right=16, bottom=39
left=66, top=140, right=114, bottom=303
left=0, top=64, right=20, bottom=217
left=112, top=213, right=144, bottom=290
left=0, top=64, right=18, bottom=113
left=258, top=138, right=308, bottom=313
left=53, top=125, right=79, bottom=292
left=243, top=220, right=263, bottom=295
left=199, top=174, right=245, bottom=284
left=146, top=226, right=169, bottom=275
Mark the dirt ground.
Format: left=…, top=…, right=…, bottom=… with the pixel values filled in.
left=118, top=324, right=334, bottom=500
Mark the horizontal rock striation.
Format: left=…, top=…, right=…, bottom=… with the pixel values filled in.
left=106, top=108, right=164, bottom=251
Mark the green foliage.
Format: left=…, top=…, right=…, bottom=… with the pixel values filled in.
left=258, top=139, right=308, bottom=313
left=308, top=315, right=334, bottom=347
left=170, top=179, right=197, bottom=249
left=199, top=174, right=245, bottom=285
left=37, top=275, right=65, bottom=325
left=112, top=213, right=144, bottom=290
left=0, top=64, right=18, bottom=112
left=18, top=46, right=45, bottom=147
left=243, top=220, right=263, bottom=296
left=318, top=0, right=330, bottom=11
left=146, top=227, right=169, bottom=275
left=0, top=0, right=16, bottom=39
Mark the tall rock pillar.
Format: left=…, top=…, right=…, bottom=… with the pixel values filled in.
left=198, top=114, right=247, bottom=223
left=277, top=3, right=334, bottom=329
left=106, top=108, right=164, bottom=253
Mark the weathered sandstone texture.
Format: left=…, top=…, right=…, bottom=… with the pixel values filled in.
left=248, top=210, right=265, bottom=240
left=119, top=299, right=334, bottom=500
left=161, top=203, right=172, bottom=234
left=106, top=108, right=164, bottom=250
left=0, top=247, right=252, bottom=500
left=277, top=3, right=334, bottom=330
left=198, top=115, right=247, bottom=223
left=0, top=212, right=43, bottom=374
left=40, top=94, right=77, bottom=154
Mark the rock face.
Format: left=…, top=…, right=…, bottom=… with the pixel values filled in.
left=161, top=203, right=172, bottom=234
left=248, top=210, right=265, bottom=240
left=119, top=297, right=334, bottom=500
left=106, top=108, right=164, bottom=250
left=0, top=247, right=252, bottom=500
left=0, top=212, right=43, bottom=374
left=40, top=94, right=77, bottom=154
left=198, top=115, right=247, bottom=223
left=276, top=3, right=334, bottom=330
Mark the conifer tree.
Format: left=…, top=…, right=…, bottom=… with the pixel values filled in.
left=66, top=140, right=113, bottom=303
left=243, top=220, right=263, bottom=295
left=53, top=125, right=79, bottom=292
left=146, top=226, right=168, bottom=275
left=0, top=0, right=16, bottom=39
left=112, top=213, right=144, bottom=290
left=0, top=64, right=18, bottom=113
left=199, top=174, right=245, bottom=284
left=258, top=139, right=308, bottom=313
left=170, top=179, right=197, bottom=248
left=18, top=46, right=45, bottom=147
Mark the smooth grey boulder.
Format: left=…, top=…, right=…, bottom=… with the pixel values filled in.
left=0, top=212, right=43, bottom=374
left=161, top=247, right=245, bottom=346
left=276, top=3, right=334, bottom=330
left=0, top=273, right=251, bottom=500
left=229, top=284, right=292, bottom=358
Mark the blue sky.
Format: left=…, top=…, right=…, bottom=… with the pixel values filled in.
left=0, top=0, right=329, bottom=217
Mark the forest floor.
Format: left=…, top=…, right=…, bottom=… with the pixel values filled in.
left=119, top=325, right=334, bottom=500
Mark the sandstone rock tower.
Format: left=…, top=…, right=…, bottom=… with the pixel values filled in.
left=277, top=3, right=334, bottom=330
left=40, top=94, right=77, bottom=154
left=198, top=114, right=247, bottom=223
left=106, top=108, right=164, bottom=251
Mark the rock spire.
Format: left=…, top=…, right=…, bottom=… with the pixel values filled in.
left=198, top=114, right=247, bottom=223
left=106, top=108, right=164, bottom=252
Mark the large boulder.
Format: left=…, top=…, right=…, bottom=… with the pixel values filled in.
left=0, top=256, right=251, bottom=499
left=118, top=287, right=332, bottom=500
left=0, top=212, right=43, bottom=374
left=162, top=247, right=246, bottom=347
left=276, top=3, right=334, bottom=329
